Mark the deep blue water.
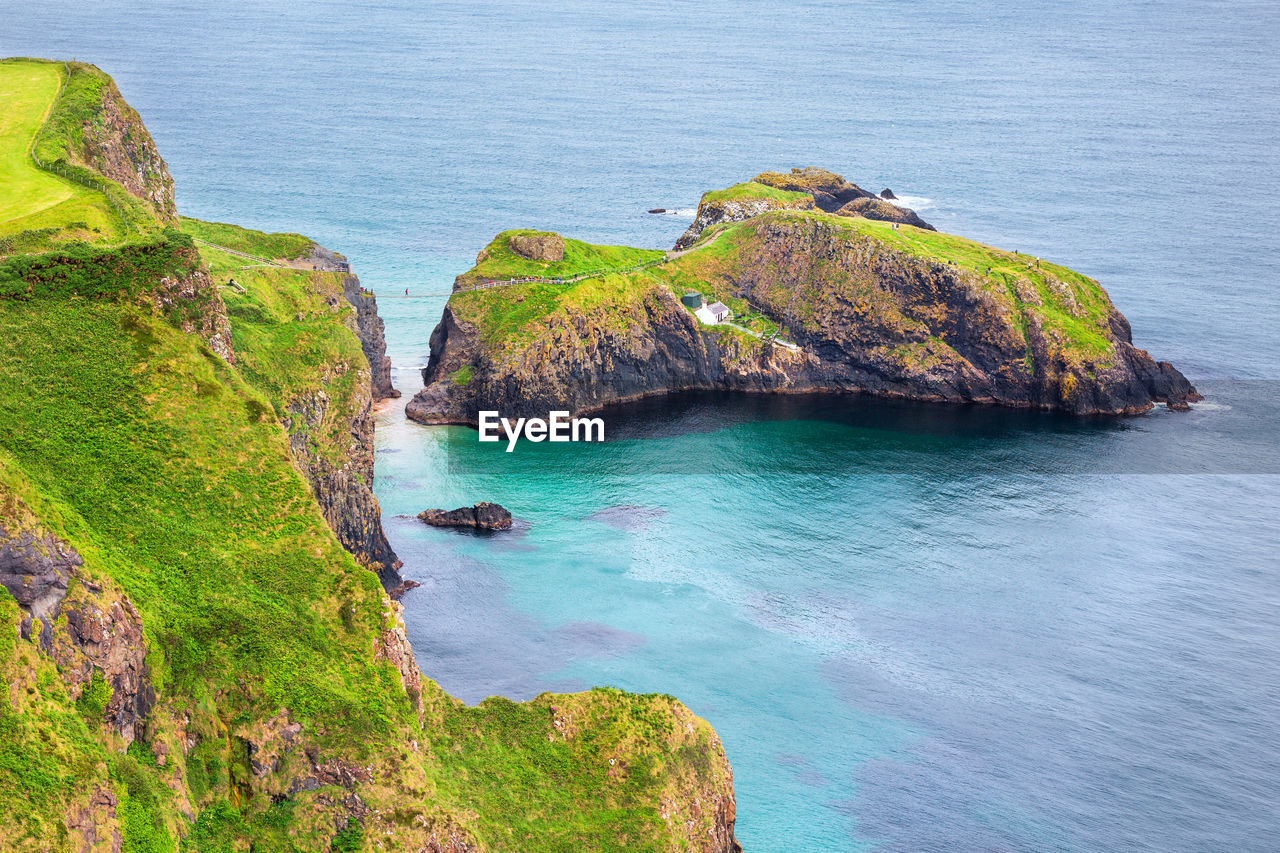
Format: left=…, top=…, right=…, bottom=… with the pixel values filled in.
left=6, top=2, right=1280, bottom=850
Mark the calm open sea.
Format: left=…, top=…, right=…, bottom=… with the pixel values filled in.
left=6, top=1, right=1279, bottom=849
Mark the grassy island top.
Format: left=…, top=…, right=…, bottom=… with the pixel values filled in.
left=449, top=208, right=1117, bottom=361
left=698, top=181, right=810, bottom=206
left=458, top=228, right=665, bottom=287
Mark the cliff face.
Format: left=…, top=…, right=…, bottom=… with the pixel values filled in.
left=410, top=208, right=1197, bottom=423
left=284, top=379, right=402, bottom=587
left=148, top=267, right=236, bottom=363
left=341, top=273, right=399, bottom=400
left=77, top=75, right=178, bottom=221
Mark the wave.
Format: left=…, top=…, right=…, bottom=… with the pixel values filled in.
left=887, top=194, right=935, bottom=211
left=649, top=207, right=697, bottom=218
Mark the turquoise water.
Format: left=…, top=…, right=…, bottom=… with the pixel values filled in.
left=7, top=1, right=1280, bottom=849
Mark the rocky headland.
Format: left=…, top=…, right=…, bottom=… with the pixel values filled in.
left=407, top=168, right=1198, bottom=426
left=0, top=57, right=740, bottom=853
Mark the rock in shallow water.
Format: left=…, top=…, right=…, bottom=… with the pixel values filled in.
left=418, top=502, right=513, bottom=530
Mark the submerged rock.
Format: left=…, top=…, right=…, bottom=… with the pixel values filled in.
left=418, top=502, right=513, bottom=530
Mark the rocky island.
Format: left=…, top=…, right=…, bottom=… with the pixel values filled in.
left=419, top=502, right=514, bottom=530
left=0, top=58, right=739, bottom=853
left=407, top=167, right=1198, bottom=425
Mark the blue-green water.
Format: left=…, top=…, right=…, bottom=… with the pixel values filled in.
left=7, top=1, right=1280, bottom=849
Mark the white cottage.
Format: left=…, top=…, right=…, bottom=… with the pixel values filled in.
left=695, top=301, right=732, bottom=325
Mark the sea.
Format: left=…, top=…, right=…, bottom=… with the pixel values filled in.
left=5, top=1, right=1279, bottom=850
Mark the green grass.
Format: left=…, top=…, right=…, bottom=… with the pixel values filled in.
left=423, top=688, right=728, bottom=852
left=0, top=228, right=200, bottom=300
left=699, top=181, right=809, bottom=206
left=0, top=59, right=740, bottom=850
left=458, top=229, right=664, bottom=288
left=785, top=211, right=1116, bottom=358
left=452, top=206, right=1121, bottom=376
left=180, top=217, right=317, bottom=264
left=0, top=59, right=122, bottom=249
left=0, top=297, right=406, bottom=731
left=208, top=259, right=368, bottom=470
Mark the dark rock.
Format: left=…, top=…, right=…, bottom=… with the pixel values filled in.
left=418, top=502, right=513, bottom=530
left=880, top=188, right=897, bottom=200
left=387, top=579, right=422, bottom=599
left=648, top=208, right=667, bottom=214
left=62, top=598, right=156, bottom=742
left=0, top=528, right=80, bottom=620
left=341, top=273, right=398, bottom=401
left=835, top=197, right=933, bottom=230
left=284, top=387, right=402, bottom=589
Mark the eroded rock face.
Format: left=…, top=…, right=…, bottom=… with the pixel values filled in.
left=674, top=194, right=815, bottom=249
left=411, top=213, right=1197, bottom=422
left=78, top=77, right=176, bottom=222
left=64, top=784, right=122, bottom=853
left=341, top=274, right=398, bottom=400
left=149, top=269, right=235, bottom=363
left=376, top=600, right=424, bottom=721
left=59, top=597, right=156, bottom=743
left=284, top=384, right=402, bottom=588
left=2, top=487, right=155, bottom=743
left=509, top=233, right=565, bottom=262
left=836, top=196, right=933, bottom=229
left=0, top=527, right=79, bottom=621
left=417, top=502, right=512, bottom=530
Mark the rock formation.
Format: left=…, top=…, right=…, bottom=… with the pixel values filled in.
left=675, top=167, right=934, bottom=249
left=509, top=232, right=565, bottom=262
left=417, top=502, right=513, bottom=530
left=73, top=70, right=177, bottom=221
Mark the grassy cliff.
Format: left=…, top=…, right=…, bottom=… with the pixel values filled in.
left=0, top=57, right=739, bottom=852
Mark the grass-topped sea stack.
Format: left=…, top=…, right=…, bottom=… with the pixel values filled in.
left=0, top=57, right=740, bottom=852
left=407, top=168, right=1198, bottom=426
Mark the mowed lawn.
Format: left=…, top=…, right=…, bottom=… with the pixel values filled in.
left=0, top=59, right=118, bottom=241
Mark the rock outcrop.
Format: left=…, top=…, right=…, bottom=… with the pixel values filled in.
left=835, top=196, right=932, bottom=230
left=675, top=192, right=814, bottom=250
left=2, top=487, right=154, bottom=744
left=677, top=167, right=935, bottom=250
left=417, top=502, right=513, bottom=530
left=509, top=232, right=565, bottom=262
left=148, top=267, right=236, bottom=363
left=1, top=526, right=78, bottom=622
left=410, top=208, right=1197, bottom=423
left=66, top=65, right=177, bottom=221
